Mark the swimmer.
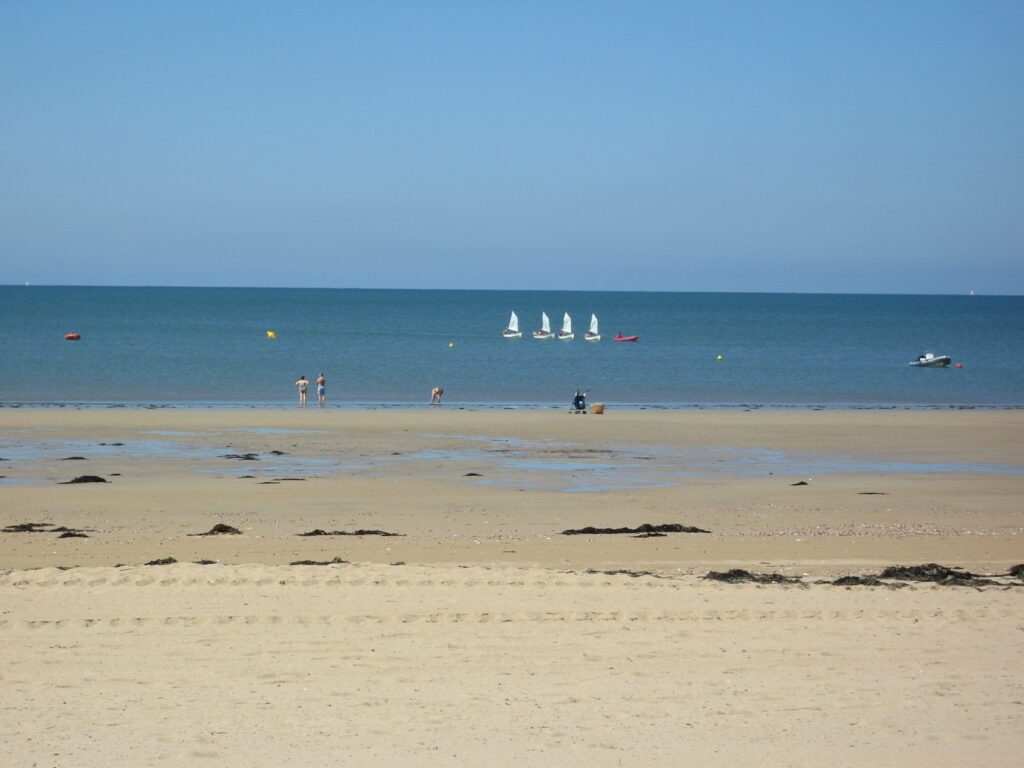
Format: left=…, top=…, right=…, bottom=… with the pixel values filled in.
left=316, top=372, right=326, bottom=406
left=295, top=375, right=309, bottom=406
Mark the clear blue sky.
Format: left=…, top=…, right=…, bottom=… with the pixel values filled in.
left=1, top=1, right=1021, bottom=293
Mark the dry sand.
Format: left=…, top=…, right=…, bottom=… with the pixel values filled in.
left=1, top=408, right=1022, bottom=765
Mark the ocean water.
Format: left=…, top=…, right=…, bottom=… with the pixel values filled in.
left=1, top=286, right=1022, bottom=406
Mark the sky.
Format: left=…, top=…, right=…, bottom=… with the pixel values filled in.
left=1, top=1, right=1022, bottom=294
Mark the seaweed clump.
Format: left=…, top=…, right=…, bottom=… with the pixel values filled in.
left=297, top=529, right=403, bottom=537
left=704, top=569, right=802, bottom=585
left=562, top=523, right=709, bottom=536
left=191, top=524, right=242, bottom=536
left=877, top=563, right=998, bottom=586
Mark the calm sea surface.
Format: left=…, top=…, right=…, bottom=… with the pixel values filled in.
left=1, top=287, right=1021, bottom=406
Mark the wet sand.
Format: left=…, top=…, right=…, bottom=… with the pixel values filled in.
left=1, top=408, right=1023, bottom=765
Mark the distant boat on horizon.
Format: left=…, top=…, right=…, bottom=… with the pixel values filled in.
left=502, top=311, right=522, bottom=339
left=533, top=312, right=554, bottom=340
left=558, top=312, right=574, bottom=341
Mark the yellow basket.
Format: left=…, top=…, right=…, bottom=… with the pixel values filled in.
left=589, top=403, right=605, bottom=415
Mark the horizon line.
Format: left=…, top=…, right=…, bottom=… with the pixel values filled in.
left=0, top=284, right=1015, bottom=298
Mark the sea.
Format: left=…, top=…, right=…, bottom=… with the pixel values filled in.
left=1, top=287, right=1022, bottom=407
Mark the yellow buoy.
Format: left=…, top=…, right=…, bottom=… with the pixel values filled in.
left=716, top=354, right=723, bottom=360
left=448, top=342, right=455, bottom=348
left=266, top=330, right=277, bottom=340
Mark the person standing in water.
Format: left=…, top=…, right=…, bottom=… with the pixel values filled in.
left=295, top=375, right=309, bottom=406
left=430, top=386, right=444, bottom=406
left=316, top=372, right=327, bottom=406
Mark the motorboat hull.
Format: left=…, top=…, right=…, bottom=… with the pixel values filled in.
left=910, top=355, right=950, bottom=367
left=614, top=335, right=638, bottom=342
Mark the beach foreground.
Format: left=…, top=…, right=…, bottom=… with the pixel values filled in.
left=2, top=408, right=1022, bottom=765
left=2, top=563, right=1022, bottom=767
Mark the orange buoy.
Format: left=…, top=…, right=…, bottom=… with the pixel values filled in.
left=64, top=333, right=81, bottom=341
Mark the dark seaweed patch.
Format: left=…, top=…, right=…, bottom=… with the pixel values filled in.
left=3, top=522, right=54, bottom=533
left=297, top=529, right=403, bottom=537
left=190, top=524, right=242, bottom=536
left=290, top=557, right=348, bottom=566
left=60, top=475, right=108, bottom=484
left=829, top=575, right=899, bottom=587
left=584, top=568, right=668, bottom=579
left=877, top=563, right=998, bottom=586
left=562, top=523, right=709, bottom=535
left=144, top=557, right=178, bottom=566
left=704, top=569, right=802, bottom=584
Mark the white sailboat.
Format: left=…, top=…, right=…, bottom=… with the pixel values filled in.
left=532, top=312, right=554, bottom=340
left=557, top=312, right=574, bottom=341
left=502, top=311, right=522, bottom=339
left=584, top=313, right=601, bottom=342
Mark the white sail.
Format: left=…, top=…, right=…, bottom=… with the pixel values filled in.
left=588, top=314, right=598, bottom=335
left=508, top=312, right=519, bottom=333
left=561, top=313, right=572, bottom=335
left=541, top=312, right=550, bottom=334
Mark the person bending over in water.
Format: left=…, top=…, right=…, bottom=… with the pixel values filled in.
left=316, top=373, right=327, bottom=406
left=430, top=386, right=444, bottom=406
left=295, top=375, right=309, bottom=406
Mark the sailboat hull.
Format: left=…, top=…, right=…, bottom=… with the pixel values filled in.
left=584, top=333, right=601, bottom=342
left=502, top=330, right=522, bottom=339
left=532, top=331, right=553, bottom=339
left=557, top=332, right=574, bottom=341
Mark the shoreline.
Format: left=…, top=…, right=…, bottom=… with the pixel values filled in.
left=2, top=408, right=1022, bottom=572
left=3, top=400, right=1024, bottom=410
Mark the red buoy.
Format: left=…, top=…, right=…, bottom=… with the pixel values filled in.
left=955, top=363, right=964, bottom=368
left=64, top=333, right=81, bottom=341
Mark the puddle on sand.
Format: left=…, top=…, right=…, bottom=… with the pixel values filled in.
left=399, top=437, right=1024, bottom=493
left=2, top=430, right=1020, bottom=494
left=234, top=427, right=330, bottom=435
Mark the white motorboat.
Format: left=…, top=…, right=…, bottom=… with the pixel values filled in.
left=557, top=312, right=574, bottom=341
left=584, top=313, right=601, bottom=342
left=532, top=312, right=554, bottom=339
left=502, top=311, right=522, bottom=339
left=909, top=352, right=951, bottom=368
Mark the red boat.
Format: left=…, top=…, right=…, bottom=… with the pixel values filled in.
left=64, top=333, right=81, bottom=341
left=614, top=333, right=638, bottom=342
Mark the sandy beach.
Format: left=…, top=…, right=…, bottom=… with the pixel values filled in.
left=2, top=408, right=1023, bottom=765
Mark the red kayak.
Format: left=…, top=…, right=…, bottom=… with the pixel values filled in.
left=64, top=333, right=81, bottom=341
left=614, top=333, right=638, bottom=342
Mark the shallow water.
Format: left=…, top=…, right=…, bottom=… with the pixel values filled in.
left=3, top=286, right=1022, bottom=405
left=2, top=429, right=1020, bottom=492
